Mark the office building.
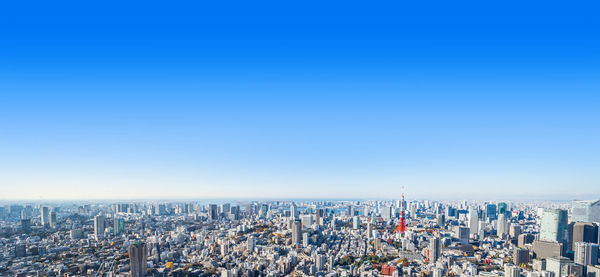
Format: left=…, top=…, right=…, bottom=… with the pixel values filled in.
left=569, top=222, right=598, bottom=251
left=49, top=211, right=57, bottom=228
left=41, top=206, right=50, bottom=228
left=290, top=203, right=297, bottom=219
left=429, top=236, right=441, bottom=264
left=469, top=206, right=479, bottom=235
left=571, top=200, right=600, bottom=223
left=129, top=241, right=148, bottom=277
left=209, top=204, right=219, bottom=220
left=539, top=209, right=568, bottom=250
left=94, top=215, right=105, bottom=240
left=353, top=216, right=360, bottom=230
left=504, top=264, right=520, bottom=277
left=497, top=213, right=508, bottom=238
left=454, top=226, right=469, bottom=244
left=514, top=248, right=530, bottom=265
left=485, top=204, right=497, bottom=221
left=498, top=202, right=508, bottom=215
left=113, top=216, right=124, bottom=235
left=291, top=220, right=302, bottom=244
left=574, top=242, right=598, bottom=265
left=532, top=240, right=563, bottom=259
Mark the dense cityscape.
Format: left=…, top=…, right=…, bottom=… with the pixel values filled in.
left=1, top=196, right=599, bottom=277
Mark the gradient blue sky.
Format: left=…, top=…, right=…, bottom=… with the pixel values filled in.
left=1, top=1, right=599, bottom=200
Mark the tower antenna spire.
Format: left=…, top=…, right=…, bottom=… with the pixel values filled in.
left=395, top=186, right=407, bottom=233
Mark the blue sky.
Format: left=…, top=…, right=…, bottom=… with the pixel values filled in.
left=0, top=1, right=599, bottom=200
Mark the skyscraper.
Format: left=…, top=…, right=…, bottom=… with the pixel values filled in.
left=513, top=248, right=530, bottom=266
left=504, top=264, right=520, bottom=277
left=539, top=209, right=568, bottom=247
left=114, top=216, right=125, bottom=235
left=574, top=242, right=598, bottom=266
left=41, top=206, right=50, bottom=228
left=468, top=206, right=479, bottom=235
left=315, top=208, right=324, bottom=225
left=498, top=202, right=508, bottom=215
left=429, top=236, right=441, bottom=264
left=485, top=204, right=497, bottom=221
left=49, top=211, right=57, bottom=228
left=454, top=226, right=470, bottom=244
left=569, top=222, right=598, bottom=251
left=290, top=203, right=298, bottom=219
left=94, top=215, right=105, bottom=240
left=571, top=200, right=600, bottom=222
left=129, top=241, right=148, bottom=277
left=209, top=204, right=219, bottom=220
left=497, top=213, right=508, bottom=238
left=291, top=220, right=302, bottom=245
left=353, top=215, right=360, bottom=230
left=247, top=236, right=255, bottom=252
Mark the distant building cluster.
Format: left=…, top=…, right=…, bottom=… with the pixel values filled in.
left=0, top=199, right=599, bottom=277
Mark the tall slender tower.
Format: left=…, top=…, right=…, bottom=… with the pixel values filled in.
left=395, top=189, right=407, bottom=233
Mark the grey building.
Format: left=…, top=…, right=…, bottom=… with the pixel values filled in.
left=129, top=241, right=148, bottom=277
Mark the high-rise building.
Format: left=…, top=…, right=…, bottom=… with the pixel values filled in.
left=353, top=216, right=360, bottom=230
left=20, top=218, right=31, bottom=233
left=514, top=248, right=530, bottom=265
left=41, top=206, right=50, bottom=228
left=429, top=237, right=441, bottom=264
left=290, top=203, right=298, bottom=219
left=569, top=222, right=598, bottom=251
left=129, top=241, right=148, bottom=277
left=532, top=240, right=563, bottom=259
left=469, top=207, right=479, bottom=235
left=571, top=200, right=600, bottom=222
left=497, top=213, right=508, bottom=238
left=49, top=211, right=57, bottom=228
left=546, top=256, right=582, bottom=277
left=94, top=215, right=105, bottom=240
left=301, top=214, right=313, bottom=228
left=113, top=216, right=124, bottom=235
left=509, top=224, right=522, bottom=238
left=382, top=206, right=393, bottom=220
left=315, top=208, right=324, bottom=225
left=498, top=202, right=508, bottom=215
left=209, top=204, right=219, bottom=220
left=518, top=233, right=535, bottom=248
left=504, top=264, right=520, bottom=277
left=436, top=214, right=445, bottom=226
left=574, top=242, right=598, bottom=265
left=485, top=204, right=497, bottom=221
left=247, top=236, right=255, bottom=252
left=539, top=209, right=568, bottom=249
left=259, top=204, right=269, bottom=218
left=454, top=226, right=470, bottom=244
left=291, top=220, right=302, bottom=245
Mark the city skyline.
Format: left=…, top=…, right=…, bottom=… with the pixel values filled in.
left=1, top=1, right=599, bottom=200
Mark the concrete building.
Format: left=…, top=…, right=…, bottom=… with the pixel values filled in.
left=291, top=220, right=302, bottom=244
left=539, top=209, right=568, bottom=251
left=573, top=242, right=598, bottom=266
left=532, top=240, right=563, bottom=259
left=129, top=241, right=148, bottom=277
left=571, top=200, right=600, bottom=223
left=93, top=215, right=105, bottom=240
left=429, top=236, right=441, bottom=264
left=569, top=222, right=598, bottom=251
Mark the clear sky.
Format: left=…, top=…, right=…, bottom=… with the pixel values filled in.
left=1, top=1, right=599, bottom=200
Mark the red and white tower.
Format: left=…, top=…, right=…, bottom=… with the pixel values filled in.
left=395, top=189, right=407, bottom=233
